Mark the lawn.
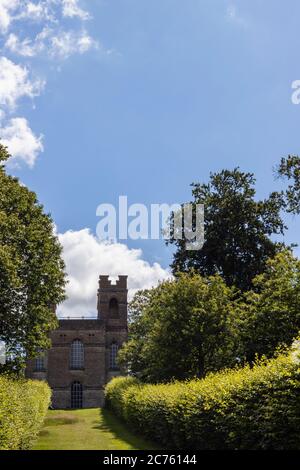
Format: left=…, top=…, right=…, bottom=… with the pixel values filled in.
left=33, top=408, right=157, bottom=450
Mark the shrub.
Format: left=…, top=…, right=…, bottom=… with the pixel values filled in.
left=0, top=375, right=51, bottom=450
left=105, top=343, right=300, bottom=449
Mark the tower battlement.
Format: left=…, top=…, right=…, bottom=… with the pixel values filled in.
left=99, top=275, right=128, bottom=289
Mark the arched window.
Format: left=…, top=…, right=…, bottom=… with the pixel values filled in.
left=71, top=381, right=83, bottom=408
left=70, top=340, right=84, bottom=370
left=35, top=352, right=45, bottom=371
left=110, top=342, right=119, bottom=369
left=109, top=297, right=119, bottom=317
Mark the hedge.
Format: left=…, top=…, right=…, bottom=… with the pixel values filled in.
left=0, top=375, right=51, bottom=450
left=105, top=342, right=300, bottom=449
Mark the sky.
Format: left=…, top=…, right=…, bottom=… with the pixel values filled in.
left=1, top=0, right=300, bottom=316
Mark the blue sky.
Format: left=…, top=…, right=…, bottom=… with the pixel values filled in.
left=1, top=0, right=300, bottom=315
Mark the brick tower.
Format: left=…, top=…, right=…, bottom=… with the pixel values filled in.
left=25, top=275, right=128, bottom=408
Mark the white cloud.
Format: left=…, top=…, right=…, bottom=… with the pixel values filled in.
left=5, top=28, right=99, bottom=59
left=0, top=117, right=43, bottom=167
left=0, top=56, right=44, bottom=111
left=0, top=1, right=104, bottom=167
left=5, top=34, right=40, bottom=57
left=22, top=1, right=56, bottom=22
left=15, top=1, right=56, bottom=23
left=0, top=0, right=80, bottom=29
left=5, top=28, right=98, bottom=60
left=1, top=1, right=98, bottom=60
left=57, top=229, right=171, bottom=317
left=62, top=0, right=90, bottom=21
left=50, top=29, right=98, bottom=59
left=0, top=0, right=18, bottom=34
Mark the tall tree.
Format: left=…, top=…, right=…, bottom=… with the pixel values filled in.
left=168, top=168, right=286, bottom=291
left=0, top=144, right=66, bottom=371
left=276, top=155, right=300, bottom=213
left=118, top=273, right=236, bottom=382
left=236, top=250, right=300, bottom=362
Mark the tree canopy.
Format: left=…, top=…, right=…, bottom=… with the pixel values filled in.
left=119, top=250, right=300, bottom=382
left=236, top=250, right=300, bottom=362
left=168, top=168, right=286, bottom=291
left=0, top=143, right=66, bottom=370
left=118, top=273, right=236, bottom=382
left=276, top=155, right=300, bottom=214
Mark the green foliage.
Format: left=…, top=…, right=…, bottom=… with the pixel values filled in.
left=277, top=155, right=300, bottom=213
left=0, top=143, right=66, bottom=370
left=118, top=273, right=237, bottom=382
left=236, top=250, right=300, bottom=361
left=121, top=251, right=300, bottom=381
left=0, top=375, right=51, bottom=449
left=106, top=342, right=300, bottom=450
left=168, top=168, right=285, bottom=291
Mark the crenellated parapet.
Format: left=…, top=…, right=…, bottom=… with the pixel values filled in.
left=97, top=275, right=128, bottom=327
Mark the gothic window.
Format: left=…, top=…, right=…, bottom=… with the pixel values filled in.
left=35, top=352, right=45, bottom=371
left=70, top=339, right=84, bottom=370
left=110, top=342, right=119, bottom=369
left=109, top=297, right=119, bottom=317
left=71, top=381, right=83, bottom=409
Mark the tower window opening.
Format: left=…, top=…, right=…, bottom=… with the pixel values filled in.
left=109, top=297, right=119, bottom=317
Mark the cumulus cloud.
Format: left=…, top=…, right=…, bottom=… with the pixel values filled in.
left=0, top=57, right=44, bottom=166
left=0, top=117, right=43, bottom=167
left=0, top=0, right=101, bottom=167
left=0, top=56, right=44, bottom=111
left=62, top=0, right=90, bottom=21
left=0, top=0, right=18, bottom=34
left=57, top=229, right=171, bottom=317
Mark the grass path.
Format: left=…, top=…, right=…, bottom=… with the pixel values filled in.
left=34, top=408, right=157, bottom=450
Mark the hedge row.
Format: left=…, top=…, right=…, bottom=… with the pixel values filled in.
left=105, top=344, right=300, bottom=449
left=0, top=375, right=51, bottom=450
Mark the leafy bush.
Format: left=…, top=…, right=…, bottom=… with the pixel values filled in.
left=119, top=274, right=237, bottom=382
left=0, top=375, right=51, bottom=449
left=105, top=343, right=300, bottom=449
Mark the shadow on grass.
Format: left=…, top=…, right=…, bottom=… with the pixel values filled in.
left=44, top=413, right=80, bottom=426
left=95, top=408, right=159, bottom=450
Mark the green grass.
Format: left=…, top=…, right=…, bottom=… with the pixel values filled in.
left=33, top=408, right=157, bottom=450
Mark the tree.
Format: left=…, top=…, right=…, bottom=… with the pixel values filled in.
left=118, top=289, right=155, bottom=376
left=168, top=168, right=286, bottom=291
left=0, top=144, right=66, bottom=371
left=118, top=273, right=236, bottom=382
left=276, top=155, right=300, bottom=213
left=236, top=250, right=300, bottom=362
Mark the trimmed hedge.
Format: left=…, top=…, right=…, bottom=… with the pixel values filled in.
left=0, top=375, right=51, bottom=450
left=105, top=344, right=300, bottom=449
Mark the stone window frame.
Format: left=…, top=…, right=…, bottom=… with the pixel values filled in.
left=70, top=339, right=84, bottom=370
left=109, top=342, right=119, bottom=370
